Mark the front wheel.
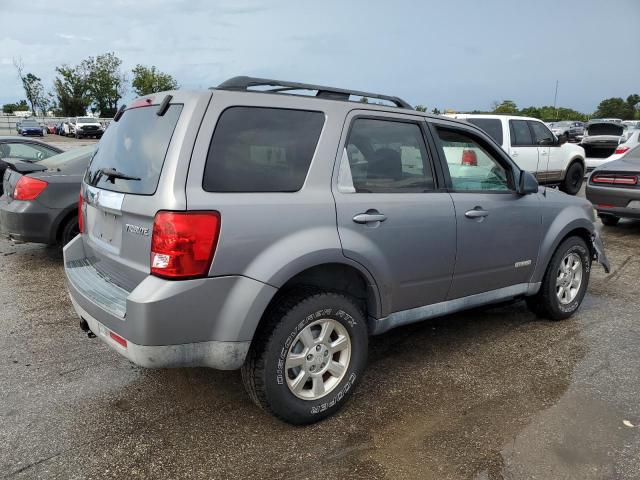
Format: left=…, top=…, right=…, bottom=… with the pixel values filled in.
left=242, top=290, right=368, bottom=424
left=559, top=161, right=584, bottom=195
left=526, top=236, right=591, bottom=320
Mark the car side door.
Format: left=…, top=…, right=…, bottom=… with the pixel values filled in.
left=333, top=111, right=456, bottom=316
left=508, top=119, right=540, bottom=173
left=528, top=120, right=564, bottom=183
left=429, top=121, right=542, bottom=299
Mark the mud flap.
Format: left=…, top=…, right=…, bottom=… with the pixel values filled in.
left=591, top=231, right=610, bottom=273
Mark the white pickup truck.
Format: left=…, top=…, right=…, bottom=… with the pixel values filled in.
left=447, top=114, right=586, bottom=195
left=70, top=117, right=104, bottom=139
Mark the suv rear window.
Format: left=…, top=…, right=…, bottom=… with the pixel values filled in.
left=466, top=118, right=503, bottom=145
left=85, top=104, right=182, bottom=195
left=203, top=107, right=325, bottom=192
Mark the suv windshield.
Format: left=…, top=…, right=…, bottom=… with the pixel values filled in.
left=85, top=104, right=182, bottom=195
left=77, top=117, right=95, bottom=123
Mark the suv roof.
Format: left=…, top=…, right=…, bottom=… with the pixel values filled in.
left=448, top=113, right=542, bottom=122
left=214, top=76, right=414, bottom=110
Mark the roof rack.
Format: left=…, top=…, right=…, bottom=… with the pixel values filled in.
left=215, top=76, right=413, bottom=109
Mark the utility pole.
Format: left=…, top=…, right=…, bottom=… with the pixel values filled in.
left=553, top=80, right=559, bottom=120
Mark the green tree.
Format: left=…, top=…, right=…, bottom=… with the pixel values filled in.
left=13, top=58, right=46, bottom=114
left=415, top=105, right=427, bottom=112
left=492, top=100, right=518, bottom=114
left=83, top=52, right=127, bottom=117
left=593, top=97, right=635, bottom=120
left=2, top=100, right=29, bottom=114
left=431, top=107, right=441, bottom=115
left=53, top=63, right=91, bottom=116
left=131, top=65, right=178, bottom=96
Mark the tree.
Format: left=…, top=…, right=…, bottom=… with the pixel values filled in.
left=53, top=63, right=91, bottom=116
left=2, top=100, right=29, bottom=114
left=431, top=107, right=441, bottom=115
left=83, top=52, right=127, bottom=117
left=131, top=65, right=178, bottom=96
left=593, top=97, right=635, bottom=120
left=492, top=100, right=518, bottom=114
left=13, top=58, right=46, bottom=114
left=415, top=105, right=427, bottom=112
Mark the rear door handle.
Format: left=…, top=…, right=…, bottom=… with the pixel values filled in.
left=465, top=208, right=489, bottom=219
left=353, top=213, right=387, bottom=224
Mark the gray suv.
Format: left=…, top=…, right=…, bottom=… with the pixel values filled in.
left=64, top=77, right=609, bottom=424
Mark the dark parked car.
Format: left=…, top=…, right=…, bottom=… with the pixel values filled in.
left=550, top=121, right=584, bottom=142
left=0, top=136, right=62, bottom=195
left=586, top=144, right=640, bottom=226
left=17, top=119, right=44, bottom=137
left=0, top=145, right=94, bottom=245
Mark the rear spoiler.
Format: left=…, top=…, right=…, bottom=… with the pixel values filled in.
left=3, top=158, right=48, bottom=174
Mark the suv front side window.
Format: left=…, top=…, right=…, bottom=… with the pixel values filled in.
left=529, top=121, right=555, bottom=145
left=339, top=118, right=435, bottom=193
left=435, top=127, right=511, bottom=192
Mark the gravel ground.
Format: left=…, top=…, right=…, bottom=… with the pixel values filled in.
left=1, top=189, right=639, bottom=479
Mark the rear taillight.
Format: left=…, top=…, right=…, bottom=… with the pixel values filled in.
left=13, top=176, right=48, bottom=200
left=592, top=174, right=638, bottom=185
left=461, top=149, right=478, bottom=166
left=78, top=192, right=84, bottom=234
left=614, top=146, right=630, bottom=155
left=150, top=211, right=220, bottom=279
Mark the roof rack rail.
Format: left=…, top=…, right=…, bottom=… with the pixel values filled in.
left=215, top=76, right=413, bottom=109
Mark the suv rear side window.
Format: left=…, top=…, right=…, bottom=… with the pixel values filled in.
left=509, top=120, right=534, bottom=146
left=203, top=107, right=325, bottom=192
left=339, top=118, right=435, bottom=193
left=466, top=118, right=503, bottom=145
left=85, top=104, right=182, bottom=195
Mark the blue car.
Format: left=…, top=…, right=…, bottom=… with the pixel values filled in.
left=18, top=119, right=44, bottom=137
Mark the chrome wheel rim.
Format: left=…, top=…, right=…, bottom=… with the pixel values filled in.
left=556, top=252, right=583, bottom=305
left=285, top=319, right=351, bottom=401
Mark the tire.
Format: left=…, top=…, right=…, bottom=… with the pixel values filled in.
left=559, top=161, right=584, bottom=195
left=75, top=132, right=81, bottom=139
left=526, top=236, right=591, bottom=320
left=600, top=215, right=619, bottom=227
left=59, top=216, right=79, bottom=246
left=242, top=290, right=368, bottom=424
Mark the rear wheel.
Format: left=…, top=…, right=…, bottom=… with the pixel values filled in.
left=559, top=161, right=584, bottom=195
left=526, top=236, right=591, bottom=320
left=242, top=290, right=368, bottom=424
left=600, top=215, right=619, bottom=227
left=59, top=216, right=79, bottom=246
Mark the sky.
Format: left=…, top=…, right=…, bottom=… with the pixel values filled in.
left=0, top=0, right=638, bottom=113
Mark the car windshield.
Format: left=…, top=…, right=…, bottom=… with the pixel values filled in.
left=554, top=121, right=572, bottom=128
left=77, top=117, right=95, bottom=123
left=21, top=121, right=39, bottom=127
left=37, top=145, right=95, bottom=169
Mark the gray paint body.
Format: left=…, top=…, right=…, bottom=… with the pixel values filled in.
left=63, top=88, right=609, bottom=370
left=0, top=149, right=91, bottom=244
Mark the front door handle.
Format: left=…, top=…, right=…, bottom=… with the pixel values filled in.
left=465, top=208, right=489, bottom=219
left=353, top=212, right=387, bottom=224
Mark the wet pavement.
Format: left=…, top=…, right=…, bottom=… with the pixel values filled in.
left=1, top=218, right=639, bottom=479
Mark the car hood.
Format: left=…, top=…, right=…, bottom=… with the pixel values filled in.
left=586, top=123, right=624, bottom=136
left=592, top=156, right=640, bottom=173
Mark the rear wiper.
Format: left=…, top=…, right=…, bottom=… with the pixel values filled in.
left=98, top=168, right=141, bottom=184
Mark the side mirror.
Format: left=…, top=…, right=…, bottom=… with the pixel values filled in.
left=518, top=170, right=539, bottom=195
left=557, top=133, right=568, bottom=144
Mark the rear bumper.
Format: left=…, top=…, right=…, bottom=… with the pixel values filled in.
left=0, top=196, right=57, bottom=244
left=71, top=296, right=250, bottom=369
left=586, top=183, right=640, bottom=220
left=63, top=235, right=277, bottom=369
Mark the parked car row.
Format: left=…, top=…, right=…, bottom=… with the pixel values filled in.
left=0, top=78, right=615, bottom=425
left=54, top=117, right=105, bottom=139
